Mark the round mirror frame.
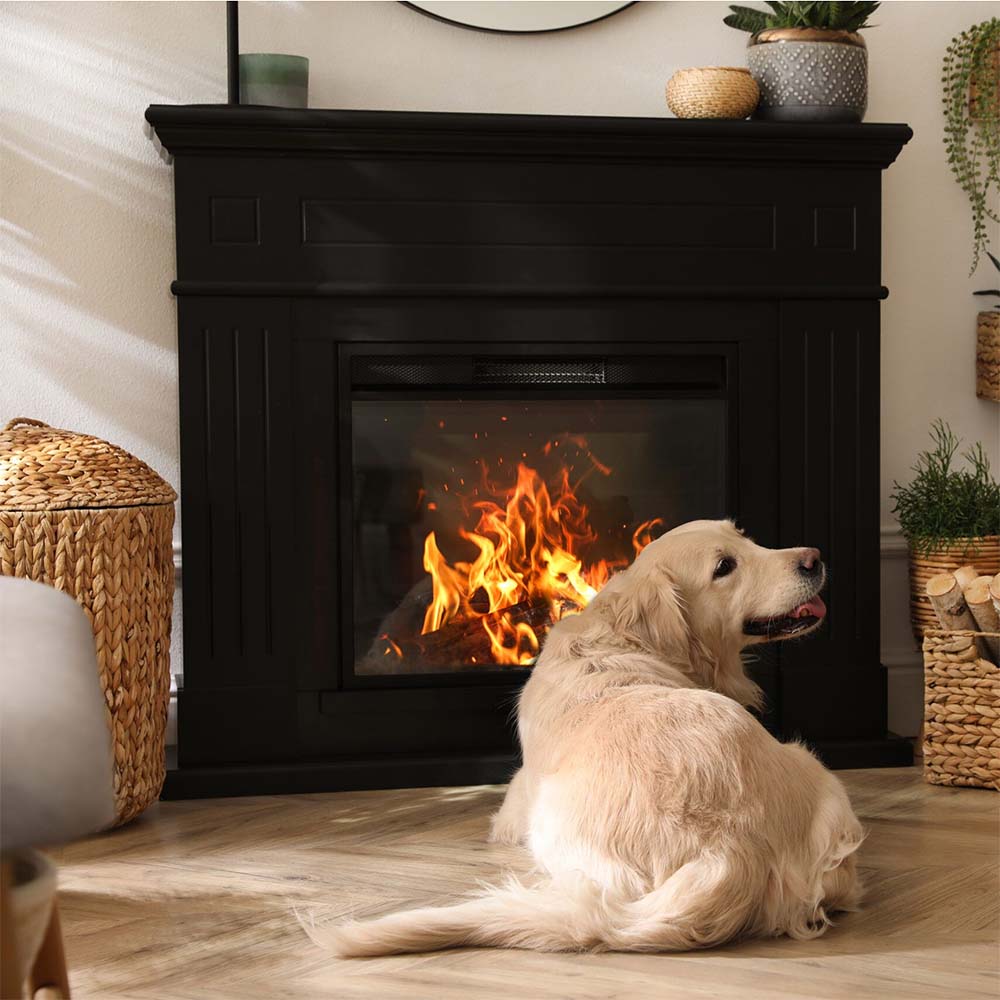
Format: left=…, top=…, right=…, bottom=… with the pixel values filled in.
left=402, top=2, right=636, bottom=35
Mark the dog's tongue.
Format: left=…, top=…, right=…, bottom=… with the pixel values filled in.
left=791, top=596, right=827, bottom=619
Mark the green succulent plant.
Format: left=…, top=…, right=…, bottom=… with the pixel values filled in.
left=890, top=420, right=1000, bottom=556
left=724, top=2, right=880, bottom=34
left=943, top=19, right=1000, bottom=274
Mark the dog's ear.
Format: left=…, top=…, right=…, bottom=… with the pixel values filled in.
left=604, top=562, right=727, bottom=692
left=606, top=562, right=690, bottom=654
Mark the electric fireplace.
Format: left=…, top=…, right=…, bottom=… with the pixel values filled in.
left=350, top=354, right=726, bottom=677
left=146, top=105, right=912, bottom=798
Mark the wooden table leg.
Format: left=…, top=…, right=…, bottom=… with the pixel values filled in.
left=27, top=901, right=69, bottom=999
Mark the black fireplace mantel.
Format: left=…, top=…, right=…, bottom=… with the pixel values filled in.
left=147, top=104, right=911, bottom=166
left=147, top=105, right=912, bottom=799
left=146, top=106, right=911, bottom=302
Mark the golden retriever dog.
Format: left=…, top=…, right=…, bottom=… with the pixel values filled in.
left=321, top=519, right=863, bottom=956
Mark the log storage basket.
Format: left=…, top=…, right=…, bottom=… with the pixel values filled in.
left=923, top=630, right=1000, bottom=791
left=909, top=537, right=1000, bottom=643
left=0, top=418, right=177, bottom=825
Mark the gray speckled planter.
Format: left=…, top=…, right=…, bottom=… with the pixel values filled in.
left=748, top=30, right=867, bottom=123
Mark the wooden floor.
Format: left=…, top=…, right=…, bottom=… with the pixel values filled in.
left=50, top=767, right=998, bottom=1000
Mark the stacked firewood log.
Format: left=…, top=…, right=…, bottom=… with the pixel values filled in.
left=925, top=566, right=1000, bottom=664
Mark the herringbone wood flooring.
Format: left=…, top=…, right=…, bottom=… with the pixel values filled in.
left=50, top=767, right=998, bottom=999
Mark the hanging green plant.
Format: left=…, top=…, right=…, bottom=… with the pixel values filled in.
left=890, top=420, right=1000, bottom=556
left=942, top=18, right=1000, bottom=274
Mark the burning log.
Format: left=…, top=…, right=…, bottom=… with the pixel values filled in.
left=415, top=597, right=560, bottom=668
left=359, top=598, right=565, bottom=674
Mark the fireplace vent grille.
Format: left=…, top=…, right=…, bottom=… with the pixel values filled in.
left=352, top=357, right=608, bottom=387
left=350, top=356, right=726, bottom=390
left=473, top=360, right=605, bottom=384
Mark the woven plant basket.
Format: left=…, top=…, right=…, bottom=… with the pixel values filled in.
left=923, top=630, right=1000, bottom=790
left=666, top=66, right=760, bottom=119
left=0, top=418, right=177, bottom=825
left=977, top=311, right=1000, bottom=402
left=908, top=536, right=1000, bottom=644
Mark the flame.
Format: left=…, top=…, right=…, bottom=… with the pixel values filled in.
left=414, top=441, right=662, bottom=666
left=379, top=634, right=403, bottom=658
left=632, top=517, right=666, bottom=556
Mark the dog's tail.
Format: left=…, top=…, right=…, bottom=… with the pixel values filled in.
left=312, top=849, right=784, bottom=957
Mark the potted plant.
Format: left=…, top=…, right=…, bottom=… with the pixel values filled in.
left=974, top=252, right=1000, bottom=401
left=890, top=420, right=1000, bottom=642
left=943, top=18, right=1000, bottom=274
left=724, top=2, right=880, bottom=122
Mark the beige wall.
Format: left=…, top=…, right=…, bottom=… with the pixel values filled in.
left=3, top=2, right=998, bottom=735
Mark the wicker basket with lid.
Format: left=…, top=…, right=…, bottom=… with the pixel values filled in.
left=0, top=418, right=177, bottom=825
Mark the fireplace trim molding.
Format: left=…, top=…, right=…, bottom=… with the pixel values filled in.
left=146, top=105, right=910, bottom=167
left=147, top=106, right=913, bottom=800
left=169, top=281, right=891, bottom=300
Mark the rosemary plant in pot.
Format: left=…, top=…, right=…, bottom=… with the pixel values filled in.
left=724, top=2, right=880, bottom=122
left=891, top=420, right=1000, bottom=641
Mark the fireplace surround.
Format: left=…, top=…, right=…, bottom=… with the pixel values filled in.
left=146, top=106, right=912, bottom=798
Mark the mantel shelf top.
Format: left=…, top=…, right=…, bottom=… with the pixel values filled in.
left=145, top=104, right=912, bottom=167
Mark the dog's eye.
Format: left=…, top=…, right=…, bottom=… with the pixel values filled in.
left=713, top=557, right=737, bottom=580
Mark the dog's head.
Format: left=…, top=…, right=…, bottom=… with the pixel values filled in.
left=642, top=519, right=827, bottom=647
left=591, top=519, right=826, bottom=703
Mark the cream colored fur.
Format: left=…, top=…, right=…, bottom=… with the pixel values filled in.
left=319, top=520, right=864, bottom=957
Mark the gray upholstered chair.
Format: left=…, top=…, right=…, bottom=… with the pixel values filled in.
left=1, top=577, right=115, bottom=998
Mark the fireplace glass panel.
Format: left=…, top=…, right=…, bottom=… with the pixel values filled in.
left=353, top=398, right=726, bottom=675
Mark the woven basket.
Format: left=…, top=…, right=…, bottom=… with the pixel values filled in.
left=0, top=418, right=177, bottom=825
left=977, top=311, right=1000, bottom=402
left=923, top=630, right=1000, bottom=791
left=908, top=536, right=1000, bottom=644
left=666, top=67, right=760, bottom=120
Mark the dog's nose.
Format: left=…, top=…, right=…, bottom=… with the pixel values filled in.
left=798, top=548, right=822, bottom=577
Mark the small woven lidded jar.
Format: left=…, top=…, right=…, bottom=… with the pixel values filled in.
left=0, top=418, right=177, bottom=825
